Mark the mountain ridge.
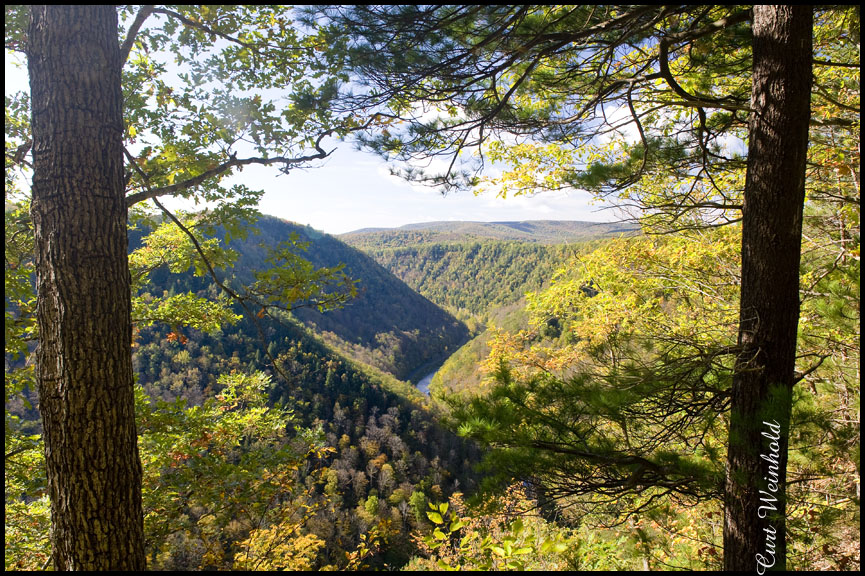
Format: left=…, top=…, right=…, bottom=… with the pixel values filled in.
left=340, top=219, right=638, bottom=246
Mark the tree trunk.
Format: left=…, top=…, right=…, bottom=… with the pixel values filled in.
left=28, top=5, right=146, bottom=570
left=723, top=6, right=812, bottom=572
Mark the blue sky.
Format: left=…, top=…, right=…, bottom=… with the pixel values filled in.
left=228, top=148, right=611, bottom=234
left=6, top=52, right=611, bottom=236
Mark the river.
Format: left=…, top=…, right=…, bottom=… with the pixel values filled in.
left=416, top=370, right=436, bottom=396
left=415, top=337, right=473, bottom=395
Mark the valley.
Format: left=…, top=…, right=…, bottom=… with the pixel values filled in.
left=123, top=214, right=636, bottom=568
left=7, top=211, right=859, bottom=571
left=120, top=214, right=627, bottom=569
left=132, top=215, right=632, bottom=398
left=340, top=219, right=638, bottom=396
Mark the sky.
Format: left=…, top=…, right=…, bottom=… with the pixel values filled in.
left=6, top=46, right=612, bottom=237
left=234, top=150, right=611, bottom=234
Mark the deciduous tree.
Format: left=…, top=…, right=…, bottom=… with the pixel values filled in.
left=27, top=6, right=145, bottom=569
left=6, top=4, right=367, bottom=569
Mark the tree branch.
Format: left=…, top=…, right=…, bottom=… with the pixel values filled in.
left=657, top=37, right=749, bottom=112
left=125, top=132, right=335, bottom=207
left=119, top=5, right=155, bottom=66
left=812, top=58, right=861, bottom=68
left=151, top=7, right=277, bottom=52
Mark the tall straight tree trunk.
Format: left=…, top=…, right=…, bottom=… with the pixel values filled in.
left=28, top=5, right=146, bottom=570
left=723, top=5, right=812, bottom=571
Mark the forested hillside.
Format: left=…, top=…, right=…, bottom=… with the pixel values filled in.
left=430, top=299, right=530, bottom=398
left=131, top=294, right=482, bottom=570
left=341, top=221, right=632, bottom=319
left=138, top=215, right=470, bottom=382
left=241, top=217, right=470, bottom=381
left=350, top=242, right=567, bottom=319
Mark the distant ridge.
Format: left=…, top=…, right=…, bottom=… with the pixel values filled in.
left=341, top=220, right=638, bottom=247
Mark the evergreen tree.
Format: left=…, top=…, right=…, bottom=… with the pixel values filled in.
left=318, top=5, right=858, bottom=568
left=724, top=6, right=812, bottom=569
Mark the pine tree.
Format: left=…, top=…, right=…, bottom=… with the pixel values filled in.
left=319, top=5, right=857, bottom=568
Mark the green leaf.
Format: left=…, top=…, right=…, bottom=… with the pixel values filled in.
left=426, top=511, right=444, bottom=524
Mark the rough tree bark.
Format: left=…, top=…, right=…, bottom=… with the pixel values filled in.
left=28, top=5, right=146, bottom=570
left=723, top=5, right=813, bottom=572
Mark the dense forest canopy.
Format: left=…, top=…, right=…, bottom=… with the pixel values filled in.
left=5, top=4, right=860, bottom=571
